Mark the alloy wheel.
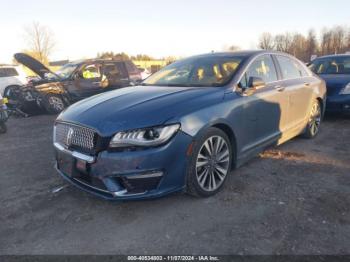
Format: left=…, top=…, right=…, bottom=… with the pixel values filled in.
left=196, top=136, right=230, bottom=192
left=48, top=96, right=65, bottom=112
left=308, top=101, right=321, bottom=136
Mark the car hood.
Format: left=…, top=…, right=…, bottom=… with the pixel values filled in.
left=14, top=53, right=54, bottom=79
left=58, top=85, right=224, bottom=136
left=318, top=74, right=350, bottom=95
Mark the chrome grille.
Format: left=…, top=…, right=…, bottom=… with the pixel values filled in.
left=55, top=122, right=96, bottom=151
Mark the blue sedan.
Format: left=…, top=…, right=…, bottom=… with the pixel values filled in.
left=309, top=54, right=350, bottom=114
left=54, top=51, right=326, bottom=200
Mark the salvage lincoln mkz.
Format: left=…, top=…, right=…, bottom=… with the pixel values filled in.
left=54, top=51, right=326, bottom=200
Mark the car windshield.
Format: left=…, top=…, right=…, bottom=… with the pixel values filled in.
left=142, top=56, right=244, bottom=87
left=309, top=56, right=350, bottom=75
left=55, top=63, right=79, bottom=79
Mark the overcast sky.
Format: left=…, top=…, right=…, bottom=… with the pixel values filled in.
left=1, top=0, right=349, bottom=63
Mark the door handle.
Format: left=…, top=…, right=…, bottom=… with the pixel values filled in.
left=304, top=82, right=311, bottom=87
left=274, top=85, right=285, bottom=92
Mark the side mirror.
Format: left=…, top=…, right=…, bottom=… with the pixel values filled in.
left=248, top=76, right=265, bottom=89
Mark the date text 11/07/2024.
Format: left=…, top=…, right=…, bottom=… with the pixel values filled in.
left=127, top=255, right=220, bottom=261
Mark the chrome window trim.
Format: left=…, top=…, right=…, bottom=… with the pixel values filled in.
left=234, top=52, right=312, bottom=91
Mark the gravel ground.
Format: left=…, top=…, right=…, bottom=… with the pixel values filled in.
left=0, top=114, right=349, bottom=255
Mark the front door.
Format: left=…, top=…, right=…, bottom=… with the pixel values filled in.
left=238, top=54, right=288, bottom=154
left=70, top=63, right=103, bottom=99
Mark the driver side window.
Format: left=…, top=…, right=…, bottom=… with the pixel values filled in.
left=239, top=55, right=278, bottom=88
left=80, top=64, right=102, bottom=80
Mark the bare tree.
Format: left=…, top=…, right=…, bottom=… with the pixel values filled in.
left=320, top=28, right=333, bottom=55
left=258, top=25, right=350, bottom=60
left=227, top=45, right=241, bottom=51
left=274, top=33, right=293, bottom=53
left=332, top=26, right=347, bottom=54
left=23, top=22, right=55, bottom=63
left=306, top=30, right=318, bottom=61
left=259, top=32, right=275, bottom=50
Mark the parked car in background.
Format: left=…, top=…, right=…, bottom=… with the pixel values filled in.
left=309, top=54, right=350, bottom=114
left=0, top=65, right=28, bottom=96
left=53, top=51, right=326, bottom=200
left=137, top=67, right=151, bottom=79
left=6, top=53, right=142, bottom=114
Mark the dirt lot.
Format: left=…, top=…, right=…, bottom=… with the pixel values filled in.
left=0, top=114, right=349, bottom=255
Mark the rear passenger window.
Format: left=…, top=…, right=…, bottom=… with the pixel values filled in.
left=125, top=61, right=139, bottom=74
left=276, top=56, right=304, bottom=79
left=104, top=64, right=121, bottom=77
left=239, top=55, right=277, bottom=88
left=0, top=67, right=19, bottom=77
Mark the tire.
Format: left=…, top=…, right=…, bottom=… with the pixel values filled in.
left=302, top=99, right=322, bottom=139
left=0, top=122, right=7, bottom=134
left=43, top=94, right=66, bottom=114
left=186, top=127, right=233, bottom=197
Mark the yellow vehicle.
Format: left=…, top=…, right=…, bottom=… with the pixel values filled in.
left=0, top=94, right=8, bottom=133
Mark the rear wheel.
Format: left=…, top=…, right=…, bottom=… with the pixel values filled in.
left=43, top=94, right=66, bottom=114
left=302, top=100, right=322, bottom=139
left=186, top=127, right=233, bottom=197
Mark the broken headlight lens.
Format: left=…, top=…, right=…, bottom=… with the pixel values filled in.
left=109, top=124, right=180, bottom=148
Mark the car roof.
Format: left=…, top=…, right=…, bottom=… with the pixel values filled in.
left=188, top=50, right=291, bottom=59
left=0, top=64, right=18, bottom=68
left=70, top=58, right=130, bottom=65
left=314, top=54, right=350, bottom=60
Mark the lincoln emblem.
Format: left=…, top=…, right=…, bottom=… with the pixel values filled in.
left=66, top=128, right=74, bottom=146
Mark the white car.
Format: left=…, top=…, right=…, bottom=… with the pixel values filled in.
left=0, top=65, right=28, bottom=96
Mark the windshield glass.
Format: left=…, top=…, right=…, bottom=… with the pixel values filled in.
left=309, top=56, right=350, bottom=75
left=55, top=63, right=79, bottom=79
left=143, top=56, right=244, bottom=87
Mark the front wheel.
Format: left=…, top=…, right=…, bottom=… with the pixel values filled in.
left=43, top=94, right=66, bottom=114
left=186, top=127, right=233, bottom=197
left=302, top=100, right=322, bottom=139
left=0, top=122, right=7, bottom=134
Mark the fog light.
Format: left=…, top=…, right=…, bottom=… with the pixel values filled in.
left=76, top=159, right=87, bottom=172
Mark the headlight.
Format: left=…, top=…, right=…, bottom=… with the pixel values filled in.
left=340, top=83, right=350, bottom=95
left=109, top=124, right=180, bottom=148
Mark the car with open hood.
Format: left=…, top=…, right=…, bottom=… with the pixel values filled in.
left=53, top=51, right=326, bottom=200
left=7, top=53, right=142, bottom=114
left=308, top=54, right=350, bottom=114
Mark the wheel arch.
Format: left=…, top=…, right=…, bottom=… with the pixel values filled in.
left=316, top=96, right=325, bottom=118
left=211, top=122, right=237, bottom=169
left=3, top=84, right=21, bottom=96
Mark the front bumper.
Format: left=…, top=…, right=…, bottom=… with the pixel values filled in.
left=54, top=131, right=193, bottom=200
left=326, top=94, right=350, bottom=113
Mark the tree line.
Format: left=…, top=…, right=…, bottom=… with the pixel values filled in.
left=21, top=22, right=350, bottom=65
left=258, top=26, right=350, bottom=62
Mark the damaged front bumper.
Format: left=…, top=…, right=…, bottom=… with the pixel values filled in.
left=54, top=131, right=193, bottom=200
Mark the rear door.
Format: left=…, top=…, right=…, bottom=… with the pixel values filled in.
left=102, top=62, right=130, bottom=89
left=274, top=55, right=314, bottom=129
left=70, top=63, right=103, bottom=98
left=125, top=61, right=142, bottom=83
